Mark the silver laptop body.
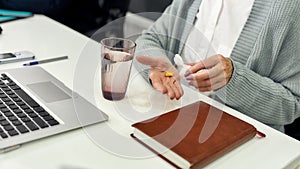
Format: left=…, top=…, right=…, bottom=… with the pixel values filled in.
left=0, top=66, right=108, bottom=149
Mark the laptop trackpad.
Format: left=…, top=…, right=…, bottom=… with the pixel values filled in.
left=27, top=81, right=71, bottom=103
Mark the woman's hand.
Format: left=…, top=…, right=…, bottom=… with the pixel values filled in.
left=185, top=54, right=233, bottom=92
left=136, top=56, right=183, bottom=100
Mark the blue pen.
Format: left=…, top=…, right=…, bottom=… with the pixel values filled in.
left=23, top=56, right=68, bottom=66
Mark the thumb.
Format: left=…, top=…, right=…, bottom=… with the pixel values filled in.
left=136, top=56, right=171, bottom=71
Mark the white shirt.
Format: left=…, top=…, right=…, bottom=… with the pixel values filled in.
left=182, top=0, right=255, bottom=63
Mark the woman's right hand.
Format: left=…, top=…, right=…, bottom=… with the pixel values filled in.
left=136, top=56, right=183, bottom=100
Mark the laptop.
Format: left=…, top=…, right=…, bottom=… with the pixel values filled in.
left=0, top=66, right=108, bottom=149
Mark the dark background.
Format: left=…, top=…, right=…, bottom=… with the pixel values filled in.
left=129, top=0, right=172, bottom=20
left=129, top=0, right=172, bottom=13
left=0, top=0, right=172, bottom=36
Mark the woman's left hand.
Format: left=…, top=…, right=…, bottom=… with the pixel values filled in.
left=185, top=54, right=234, bottom=92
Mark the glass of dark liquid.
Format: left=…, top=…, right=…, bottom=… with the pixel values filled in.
left=100, top=37, right=136, bottom=101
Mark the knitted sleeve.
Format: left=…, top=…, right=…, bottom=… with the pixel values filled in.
left=215, top=0, right=300, bottom=131
left=133, top=0, right=188, bottom=82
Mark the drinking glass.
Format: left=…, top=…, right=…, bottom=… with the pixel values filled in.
left=101, top=37, right=136, bottom=101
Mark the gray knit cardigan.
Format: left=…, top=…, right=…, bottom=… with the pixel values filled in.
left=134, top=0, right=300, bottom=132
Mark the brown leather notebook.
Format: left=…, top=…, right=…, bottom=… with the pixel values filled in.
left=131, top=101, right=258, bottom=169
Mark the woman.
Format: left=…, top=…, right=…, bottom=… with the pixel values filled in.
left=134, top=0, right=300, bottom=134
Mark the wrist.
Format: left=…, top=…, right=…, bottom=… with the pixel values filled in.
left=226, top=58, right=234, bottom=83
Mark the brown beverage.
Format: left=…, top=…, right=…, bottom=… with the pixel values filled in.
left=101, top=51, right=133, bottom=100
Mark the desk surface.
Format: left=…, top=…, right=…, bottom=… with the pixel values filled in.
left=0, top=15, right=300, bottom=169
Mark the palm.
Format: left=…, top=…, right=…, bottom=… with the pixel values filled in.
left=137, top=56, right=183, bottom=100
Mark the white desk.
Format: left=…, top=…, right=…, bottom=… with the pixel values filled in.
left=0, top=15, right=300, bottom=169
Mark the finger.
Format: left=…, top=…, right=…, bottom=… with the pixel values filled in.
left=201, top=55, right=225, bottom=69
left=187, top=78, right=210, bottom=88
left=197, top=85, right=212, bottom=92
left=188, top=73, right=226, bottom=89
left=185, top=55, right=221, bottom=76
left=185, top=69, right=210, bottom=82
left=186, top=62, right=196, bottom=66
left=174, top=80, right=184, bottom=98
left=152, top=80, right=168, bottom=94
left=162, top=77, right=183, bottom=100
left=171, top=79, right=183, bottom=100
left=197, top=80, right=226, bottom=92
left=136, top=56, right=170, bottom=71
left=187, top=63, right=224, bottom=81
left=163, top=78, right=177, bottom=100
left=201, top=56, right=233, bottom=82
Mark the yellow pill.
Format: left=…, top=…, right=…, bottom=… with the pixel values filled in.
left=165, top=72, right=174, bottom=77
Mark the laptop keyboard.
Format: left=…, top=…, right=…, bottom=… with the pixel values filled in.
left=0, top=73, right=59, bottom=139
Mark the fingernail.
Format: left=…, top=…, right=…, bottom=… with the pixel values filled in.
left=188, top=81, right=194, bottom=86
left=185, top=75, right=193, bottom=80
left=184, top=71, right=190, bottom=77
